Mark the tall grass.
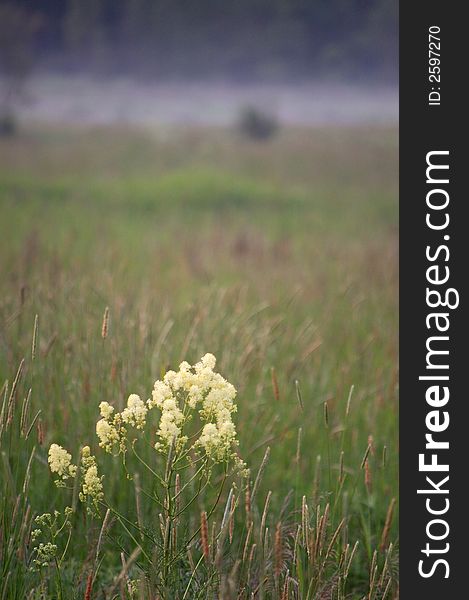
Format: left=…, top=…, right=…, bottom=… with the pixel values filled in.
left=0, top=124, right=398, bottom=598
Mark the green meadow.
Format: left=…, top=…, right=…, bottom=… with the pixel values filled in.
left=0, top=124, right=398, bottom=599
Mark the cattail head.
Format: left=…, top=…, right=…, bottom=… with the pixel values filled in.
left=37, top=417, right=44, bottom=445
left=101, top=306, right=110, bottom=339
left=84, top=571, right=93, bottom=600
left=200, top=511, right=210, bottom=562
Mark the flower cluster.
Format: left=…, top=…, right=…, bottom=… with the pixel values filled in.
left=49, top=354, right=246, bottom=500
left=149, top=354, right=242, bottom=467
left=48, top=444, right=77, bottom=481
left=31, top=542, right=58, bottom=570
left=96, top=394, right=146, bottom=453
left=79, top=446, right=103, bottom=504
left=30, top=509, right=73, bottom=571
left=94, top=353, right=245, bottom=471
left=48, top=445, right=103, bottom=508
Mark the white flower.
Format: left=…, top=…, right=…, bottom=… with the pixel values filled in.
left=96, top=417, right=123, bottom=452
left=121, top=394, right=147, bottom=429
left=79, top=446, right=103, bottom=504
left=99, top=401, right=114, bottom=419
left=148, top=381, right=173, bottom=409
left=187, top=384, right=203, bottom=408
left=48, top=444, right=77, bottom=479
left=155, top=398, right=186, bottom=451
left=201, top=353, right=216, bottom=370
left=163, top=370, right=177, bottom=386
left=94, top=353, right=245, bottom=471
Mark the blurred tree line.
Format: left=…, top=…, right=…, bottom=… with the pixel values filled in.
left=1, top=0, right=397, bottom=81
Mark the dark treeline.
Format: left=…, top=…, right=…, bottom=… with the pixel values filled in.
left=2, top=0, right=397, bottom=81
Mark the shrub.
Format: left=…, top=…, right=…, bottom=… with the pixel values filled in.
left=237, top=106, right=279, bottom=141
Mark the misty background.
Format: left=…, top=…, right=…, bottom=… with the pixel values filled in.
left=1, top=0, right=397, bottom=128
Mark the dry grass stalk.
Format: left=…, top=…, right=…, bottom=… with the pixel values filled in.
left=31, top=315, right=39, bottom=361
left=158, top=513, right=165, bottom=539
left=295, top=380, right=303, bottom=411
left=251, top=446, right=270, bottom=503
left=274, top=521, right=283, bottom=579
left=36, top=417, right=44, bottom=445
left=0, top=381, right=8, bottom=440
left=7, top=359, right=25, bottom=426
left=345, top=384, right=354, bottom=417
left=229, top=493, right=235, bottom=544
left=242, top=522, right=253, bottom=564
left=312, top=455, right=321, bottom=506
left=379, top=498, right=396, bottom=551
left=247, top=543, right=256, bottom=586
left=22, top=447, right=35, bottom=494
left=360, top=444, right=372, bottom=469
left=186, top=547, right=196, bottom=573
left=271, top=367, right=280, bottom=402
left=315, top=504, right=329, bottom=559
left=281, top=571, right=290, bottom=600
left=339, top=450, right=344, bottom=486
left=378, top=543, right=393, bottom=589
left=134, top=473, right=144, bottom=540
left=263, top=526, right=269, bottom=560
left=96, top=508, right=111, bottom=564
left=324, top=518, right=345, bottom=564
left=364, top=459, right=372, bottom=494
left=101, top=306, right=110, bottom=339
left=382, top=576, right=393, bottom=599
left=259, top=491, right=272, bottom=548
left=301, top=496, right=309, bottom=555
left=295, top=428, right=302, bottom=465
left=17, top=504, right=31, bottom=560
left=107, top=546, right=142, bottom=598
left=245, top=482, right=251, bottom=525
left=344, top=541, right=359, bottom=579
left=292, top=525, right=301, bottom=570
left=368, top=550, right=378, bottom=600
left=20, top=388, right=32, bottom=437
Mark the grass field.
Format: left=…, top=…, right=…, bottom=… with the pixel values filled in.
left=0, top=123, right=398, bottom=599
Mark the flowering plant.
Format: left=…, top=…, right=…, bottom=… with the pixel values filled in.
left=46, top=354, right=247, bottom=594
